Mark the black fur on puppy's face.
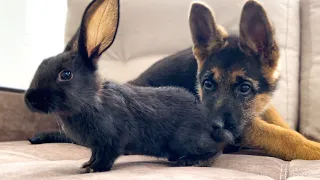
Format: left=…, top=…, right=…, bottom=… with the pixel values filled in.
left=189, top=1, right=280, bottom=138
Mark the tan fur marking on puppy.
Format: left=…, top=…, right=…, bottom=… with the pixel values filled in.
left=193, top=25, right=228, bottom=63
left=250, top=78, right=259, bottom=90
left=262, top=49, right=280, bottom=85
left=193, top=47, right=206, bottom=71
left=217, top=25, right=228, bottom=39
left=243, top=117, right=320, bottom=160
left=272, top=69, right=280, bottom=80
left=211, top=67, right=222, bottom=81
left=197, top=84, right=203, bottom=102
left=205, top=25, right=229, bottom=54
left=252, top=93, right=271, bottom=115
left=231, top=69, right=259, bottom=89
left=231, top=69, right=245, bottom=82
left=261, top=105, right=290, bottom=129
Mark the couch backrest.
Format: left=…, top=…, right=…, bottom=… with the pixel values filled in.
left=65, top=0, right=301, bottom=130
left=300, top=0, right=320, bottom=140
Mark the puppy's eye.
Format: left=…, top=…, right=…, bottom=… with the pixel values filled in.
left=203, top=80, right=215, bottom=90
left=237, top=82, right=252, bottom=95
left=58, top=69, right=73, bottom=81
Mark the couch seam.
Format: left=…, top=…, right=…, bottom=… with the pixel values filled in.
left=305, top=0, right=311, bottom=137
left=279, top=163, right=284, bottom=180
left=279, top=162, right=289, bottom=180
left=296, top=0, right=303, bottom=132
left=284, top=162, right=289, bottom=180
left=299, top=0, right=311, bottom=135
left=284, top=0, right=290, bottom=127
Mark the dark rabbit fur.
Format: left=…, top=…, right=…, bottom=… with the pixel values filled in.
left=27, top=48, right=199, bottom=145
left=27, top=48, right=240, bottom=152
left=24, top=0, right=232, bottom=173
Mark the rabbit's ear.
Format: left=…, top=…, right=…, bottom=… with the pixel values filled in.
left=64, top=28, right=80, bottom=52
left=78, top=0, right=119, bottom=69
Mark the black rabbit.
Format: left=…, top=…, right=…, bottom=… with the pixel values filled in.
left=24, top=0, right=232, bottom=173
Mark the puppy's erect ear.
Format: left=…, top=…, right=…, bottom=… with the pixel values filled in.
left=78, top=0, right=119, bottom=70
left=64, top=28, right=80, bottom=52
left=239, top=0, right=279, bottom=68
left=189, top=2, right=227, bottom=67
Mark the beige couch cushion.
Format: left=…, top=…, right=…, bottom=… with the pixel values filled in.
left=2, top=141, right=320, bottom=180
left=300, top=0, right=320, bottom=141
left=65, top=0, right=300, bottom=129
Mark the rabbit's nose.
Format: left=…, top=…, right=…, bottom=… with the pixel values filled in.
left=24, top=89, right=50, bottom=113
left=25, top=89, right=38, bottom=111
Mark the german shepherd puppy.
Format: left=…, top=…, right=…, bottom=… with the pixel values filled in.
left=29, top=0, right=320, bottom=161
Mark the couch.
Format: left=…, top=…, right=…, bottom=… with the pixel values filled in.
left=1, top=0, right=320, bottom=179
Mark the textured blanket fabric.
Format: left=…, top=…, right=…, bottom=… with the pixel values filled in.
left=1, top=141, right=320, bottom=180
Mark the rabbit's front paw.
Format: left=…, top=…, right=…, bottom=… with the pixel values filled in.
left=79, top=150, right=97, bottom=173
left=82, top=148, right=118, bottom=173
left=89, top=157, right=113, bottom=172
left=79, top=158, right=110, bottom=174
left=79, top=167, right=94, bottom=174
left=81, top=160, right=94, bottom=169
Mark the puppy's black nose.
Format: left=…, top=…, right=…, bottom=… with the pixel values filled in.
left=223, top=112, right=232, bottom=121
left=222, top=112, right=234, bottom=128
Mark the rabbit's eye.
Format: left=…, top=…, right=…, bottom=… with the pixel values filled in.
left=58, top=69, right=73, bottom=81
